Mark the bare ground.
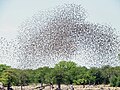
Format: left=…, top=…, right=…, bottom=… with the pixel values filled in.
left=4, top=84, right=120, bottom=90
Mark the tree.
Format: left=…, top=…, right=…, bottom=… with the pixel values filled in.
left=0, top=64, right=10, bottom=74
left=73, top=66, right=91, bottom=86
left=44, top=68, right=54, bottom=84
left=110, top=76, right=117, bottom=87
left=18, top=71, right=29, bottom=90
left=101, top=65, right=111, bottom=84
left=0, top=63, right=120, bottom=87
left=53, top=61, right=77, bottom=89
left=88, top=67, right=103, bottom=85
left=0, top=69, right=16, bottom=90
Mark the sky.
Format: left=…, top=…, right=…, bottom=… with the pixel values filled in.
left=0, top=0, right=120, bottom=68
left=0, top=0, right=120, bottom=40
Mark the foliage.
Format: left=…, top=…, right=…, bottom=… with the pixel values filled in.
left=0, top=61, right=120, bottom=87
left=110, top=76, right=120, bottom=87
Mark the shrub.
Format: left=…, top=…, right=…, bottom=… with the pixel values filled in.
left=109, top=76, right=117, bottom=87
left=116, top=77, right=120, bottom=87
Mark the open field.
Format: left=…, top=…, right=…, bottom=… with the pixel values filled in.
left=6, top=84, right=120, bottom=90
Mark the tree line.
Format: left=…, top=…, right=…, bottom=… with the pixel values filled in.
left=0, top=60, right=120, bottom=89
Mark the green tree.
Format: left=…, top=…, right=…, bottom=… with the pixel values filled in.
left=116, top=76, right=120, bottom=87
left=110, top=76, right=117, bottom=87
left=53, top=61, right=77, bottom=89
left=0, top=69, right=16, bottom=90
left=89, top=67, right=103, bottom=85
left=73, top=66, right=90, bottom=86
left=101, top=65, right=111, bottom=84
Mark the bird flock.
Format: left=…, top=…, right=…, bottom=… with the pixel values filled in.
left=0, top=4, right=120, bottom=69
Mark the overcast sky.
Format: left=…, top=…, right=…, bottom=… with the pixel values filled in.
left=0, top=0, right=120, bottom=40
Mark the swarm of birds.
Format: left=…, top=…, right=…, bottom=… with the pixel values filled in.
left=0, top=37, right=19, bottom=67
left=0, top=4, right=120, bottom=69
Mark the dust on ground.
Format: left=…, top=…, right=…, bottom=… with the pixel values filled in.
left=4, top=84, right=120, bottom=90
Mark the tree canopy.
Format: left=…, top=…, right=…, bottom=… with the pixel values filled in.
left=0, top=61, right=120, bottom=87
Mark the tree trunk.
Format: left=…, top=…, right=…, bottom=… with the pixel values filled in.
left=50, top=83, right=53, bottom=90
left=7, top=82, right=10, bottom=90
left=40, top=83, right=43, bottom=90
left=70, top=84, right=74, bottom=90
left=21, top=85, right=23, bottom=90
left=57, top=82, right=61, bottom=90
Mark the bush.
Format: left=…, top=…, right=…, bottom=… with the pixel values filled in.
left=109, top=76, right=117, bottom=87
left=116, top=77, right=120, bottom=87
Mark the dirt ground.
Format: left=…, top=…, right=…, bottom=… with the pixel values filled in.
left=4, top=84, right=120, bottom=90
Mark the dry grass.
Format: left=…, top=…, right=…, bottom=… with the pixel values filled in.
left=4, top=84, right=120, bottom=90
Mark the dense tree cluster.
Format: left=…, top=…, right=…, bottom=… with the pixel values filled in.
left=0, top=61, right=120, bottom=89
